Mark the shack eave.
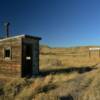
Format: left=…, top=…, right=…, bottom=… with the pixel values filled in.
left=0, top=34, right=41, bottom=42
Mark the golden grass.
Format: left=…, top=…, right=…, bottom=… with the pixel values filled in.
left=0, top=67, right=100, bottom=100
left=40, top=46, right=100, bottom=69
left=1, top=46, right=100, bottom=100
left=40, top=55, right=100, bottom=69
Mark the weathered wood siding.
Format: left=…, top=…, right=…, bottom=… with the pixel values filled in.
left=0, top=37, right=22, bottom=77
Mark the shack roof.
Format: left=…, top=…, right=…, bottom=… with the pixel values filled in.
left=0, top=34, right=41, bottom=42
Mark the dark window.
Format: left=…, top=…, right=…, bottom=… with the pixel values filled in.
left=4, top=47, right=11, bottom=59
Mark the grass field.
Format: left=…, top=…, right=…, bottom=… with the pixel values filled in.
left=0, top=45, right=100, bottom=100
left=40, top=45, right=100, bottom=69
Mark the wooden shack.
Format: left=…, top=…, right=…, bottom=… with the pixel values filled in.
left=0, top=34, right=41, bottom=77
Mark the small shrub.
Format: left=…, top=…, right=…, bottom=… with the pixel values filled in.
left=47, top=59, right=63, bottom=66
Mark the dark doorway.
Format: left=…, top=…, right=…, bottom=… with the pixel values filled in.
left=22, top=43, right=33, bottom=77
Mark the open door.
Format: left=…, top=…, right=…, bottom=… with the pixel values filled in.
left=22, top=44, right=33, bottom=77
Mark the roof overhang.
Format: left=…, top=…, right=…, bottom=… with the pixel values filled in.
left=0, top=34, right=41, bottom=42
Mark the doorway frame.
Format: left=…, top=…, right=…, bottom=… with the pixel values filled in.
left=21, top=43, right=33, bottom=77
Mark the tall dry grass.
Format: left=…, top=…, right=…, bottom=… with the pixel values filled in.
left=0, top=46, right=100, bottom=100
left=0, top=66, right=100, bottom=100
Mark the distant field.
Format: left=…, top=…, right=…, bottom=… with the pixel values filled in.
left=40, top=45, right=100, bottom=70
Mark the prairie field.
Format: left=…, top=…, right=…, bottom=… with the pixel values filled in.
left=40, top=45, right=100, bottom=69
left=0, top=45, right=100, bottom=100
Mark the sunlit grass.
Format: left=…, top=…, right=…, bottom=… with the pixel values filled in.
left=0, top=46, right=100, bottom=100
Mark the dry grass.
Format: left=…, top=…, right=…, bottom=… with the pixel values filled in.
left=0, top=46, right=100, bottom=100
left=0, top=67, right=100, bottom=100
left=40, top=46, right=100, bottom=69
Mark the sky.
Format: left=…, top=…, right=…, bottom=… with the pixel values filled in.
left=0, top=0, right=100, bottom=47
